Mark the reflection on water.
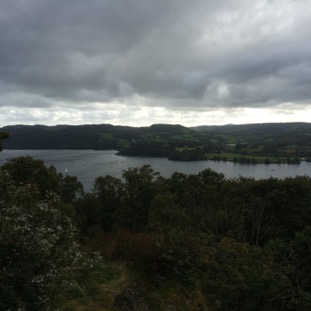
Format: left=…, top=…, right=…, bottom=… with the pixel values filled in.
left=1, top=149, right=310, bottom=192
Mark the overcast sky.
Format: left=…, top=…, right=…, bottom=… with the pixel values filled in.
left=1, top=0, right=311, bottom=127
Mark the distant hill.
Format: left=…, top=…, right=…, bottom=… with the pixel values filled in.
left=1, top=122, right=311, bottom=162
left=193, top=122, right=311, bottom=152
left=192, top=122, right=311, bottom=135
left=1, top=123, right=198, bottom=150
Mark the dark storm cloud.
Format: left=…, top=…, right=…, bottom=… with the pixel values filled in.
left=0, top=0, right=311, bottom=111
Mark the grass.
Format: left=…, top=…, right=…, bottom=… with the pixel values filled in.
left=50, top=229, right=211, bottom=310
left=52, top=265, right=210, bottom=311
left=100, top=133, right=113, bottom=140
left=49, top=230, right=213, bottom=310
left=50, top=262, right=130, bottom=311
left=145, top=281, right=209, bottom=311
left=207, top=152, right=300, bottom=164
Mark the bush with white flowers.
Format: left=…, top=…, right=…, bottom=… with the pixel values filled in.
left=0, top=171, right=85, bottom=311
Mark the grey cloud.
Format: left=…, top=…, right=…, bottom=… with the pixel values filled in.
left=0, top=0, right=311, bottom=113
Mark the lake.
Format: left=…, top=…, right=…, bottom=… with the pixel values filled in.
left=1, top=149, right=311, bottom=192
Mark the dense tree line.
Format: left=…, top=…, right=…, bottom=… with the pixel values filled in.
left=1, top=142, right=311, bottom=309
left=77, top=165, right=311, bottom=309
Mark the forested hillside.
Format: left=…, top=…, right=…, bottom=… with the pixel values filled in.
left=1, top=122, right=311, bottom=163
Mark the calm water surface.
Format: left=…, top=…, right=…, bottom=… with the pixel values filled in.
left=1, top=149, right=311, bottom=192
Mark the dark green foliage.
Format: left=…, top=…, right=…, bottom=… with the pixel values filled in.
left=1, top=156, right=85, bottom=203
left=149, top=193, right=187, bottom=233
left=199, top=238, right=292, bottom=310
left=79, top=165, right=311, bottom=309
left=0, top=131, right=9, bottom=151
left=120, top=165, right=161, bottom=230
left=0, top=156, right=106, bottom=311
left=76, top=178, right=124, bottom=235
left=93, top=175, right=124, bottom=231
left=118, top=141, right=171, bottom=157
left=75, top=193, right=101, bottom=235
left=1, top=156, right=61, bottom=198
left=59, top=175, right=84, bottom=203
left=76, top=165, right=163, bottom=232
left=0, top=171, right=83, bottom=310
left=168, top=147, right=206, bottom=161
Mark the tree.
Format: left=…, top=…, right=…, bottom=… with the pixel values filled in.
left=149, top=193, right=185, bottom=233
left=268, top=227, right=311, bottom=308
left=0, top=171, right=83, bottom=310
left=0, top=131, right=9, bottom=151
left=93, top=175, right=124, bottom=231
left=1, top=156, right=61, bottom=199
left=200, top=238, right=292, bottom=310
left=121, top=165, right=160, bottom=230
left=59, top=174, right=84, bottom=203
